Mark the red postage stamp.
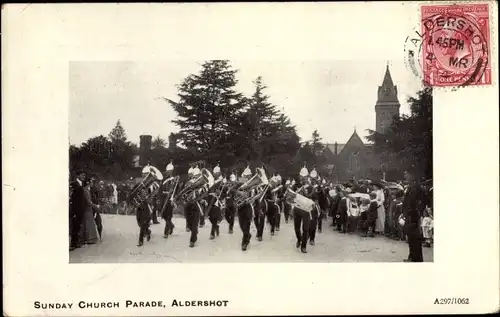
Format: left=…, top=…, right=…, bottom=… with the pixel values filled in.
left=421, top=3, right=491, bottom=87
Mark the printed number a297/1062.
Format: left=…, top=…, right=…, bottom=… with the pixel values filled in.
left=434, top=298, right=470, bottom=305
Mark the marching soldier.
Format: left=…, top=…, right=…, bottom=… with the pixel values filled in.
left=237, top=201, right=254, bottom=251
left=283, top=179, right=293, bottom=223
left=184, top=185, right=204, bottom=247
left=188, top=164, right=195, bottom=179
left=193, top=163, right=201, bottom=177
left=224, top=183, right=236, bottom=234
left=136, top=188, right=152, bottom=247
left=309, top=192, right=321, bottom=246
left=254, top=190, right=266, bottom=241
left=207, top=187, right=223, bottom=240
left=161, top=164, right=177, bottom=238
left=292, top=178, right=312, bottom=254
left=142, top=160, right=152, bottom=176
left=165, top=160, right=174, bottom=178
left=241, top=164, right=252, bottom=181
left=213, top=162, right=221, bottom=179
left=310, top=167, right=318, bottom=180
left=229, top=170, right=237, bottom=183
left=299, top=163, right=309, bottom=180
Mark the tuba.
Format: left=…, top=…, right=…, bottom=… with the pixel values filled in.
left=128, top=165, right=164, bottom=207
left=175, top=168, right=215, bottom=203
left=233, top=168, right=269, bottom=208
left=284, top=187, right=316, bottom=212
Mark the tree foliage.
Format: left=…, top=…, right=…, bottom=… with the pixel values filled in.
left=70, top=122, right=138, bottom=180
left=162, top=60, right=246, bottom=166
left=366, top=87, right=433, bottom=179
left=152, top=135, right=166, bottom=149
left=108, top=119, right=127, bottom=143
left=164, top=61, right=300, bottom=171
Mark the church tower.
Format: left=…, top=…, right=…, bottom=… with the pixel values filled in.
left=375, top=64, right=401, bottom=133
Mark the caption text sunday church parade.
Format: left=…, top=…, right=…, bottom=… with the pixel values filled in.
left=69, top=60, right=433, bottom=262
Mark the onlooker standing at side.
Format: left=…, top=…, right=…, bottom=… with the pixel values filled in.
left=402, top=169, right=425, bottom=262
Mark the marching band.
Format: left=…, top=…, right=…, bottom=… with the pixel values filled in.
left=123, top=159, right=428, bottom=259
left=126, top=160, right=337, bottom=253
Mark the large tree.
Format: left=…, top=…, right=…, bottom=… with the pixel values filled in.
left=108, top=119, right=127, bottom=143
left=242, top=76, right=281, bottom=161
left=163, top=60, right=246, bottom=166
left=310, top=129, right=325, bottom=164
left=366, top=87, right=433, bottom=180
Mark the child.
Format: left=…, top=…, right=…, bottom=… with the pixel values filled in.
left=421, top=207, right=433, bottom=247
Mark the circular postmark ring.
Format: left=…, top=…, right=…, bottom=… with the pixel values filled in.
left=404, top=28, right=425, bottom=83
left=422, top=12, right=488, bottom=87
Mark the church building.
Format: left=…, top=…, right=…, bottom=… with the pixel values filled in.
left=321, top=64, right=401, bottom=182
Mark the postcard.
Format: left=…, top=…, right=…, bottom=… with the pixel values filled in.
left=2, top=2, right=498, bottom=315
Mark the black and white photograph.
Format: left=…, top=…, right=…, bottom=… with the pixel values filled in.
left=68, top=60, right=434, bottom=263
left=3, top=2, right=498, bottom=316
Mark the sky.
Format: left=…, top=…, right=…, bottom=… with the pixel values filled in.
left=69, top=60, right=423, bottom=147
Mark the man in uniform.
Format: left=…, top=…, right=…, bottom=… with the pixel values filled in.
left=237, top=201, right=253, bottom=251
left=165, top=160, right=174, bottom=178
left=185, top=195, right=202, bottom=248
left=241, top=164, right=252, bottom=181
left=161, top=163, right=176, bottom=238
left=224, top=184, right=236, bottom=234
left=213, top=162, right=221, bottom=179
left=291, top=177, right=313, bottom=253
left=136, top=188, right=152, bottom=246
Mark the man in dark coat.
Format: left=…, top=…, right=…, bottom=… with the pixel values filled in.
left=69, top=170, right=86, bottom=251
left=402, top=170, right=425, bottom=262
left=136, top=189, right=152, bottom=247
left=90, top=178, right=103, bottom=240
left=225, top=191, right=237, bottom=234
left=238, top=202, right=253, bottom=251
left=361, top=192, right=378, bottom=237
left=329, top=186, right=342, bottom=228
left=336, top=190, right=349, bottom=233
left=185, top=199, right=202, bottom=247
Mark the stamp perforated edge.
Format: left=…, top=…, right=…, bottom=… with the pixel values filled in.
left=405, top=0, right=497, bottom=91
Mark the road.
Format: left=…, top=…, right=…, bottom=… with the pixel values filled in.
left=69, top=214, right=433, bottom=263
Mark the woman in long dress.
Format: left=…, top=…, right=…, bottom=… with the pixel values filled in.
left=80, top=179, right=100, bottom=245
left=374, top=184, right=385, bottom=234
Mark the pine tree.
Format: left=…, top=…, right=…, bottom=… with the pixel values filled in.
left=311, top=130, right=324, bottom=156
left=244, top=76, right=281, bottom=161
left=108, top=119, right=127, bottom=143
left=162, top=60, right=246, bottom=166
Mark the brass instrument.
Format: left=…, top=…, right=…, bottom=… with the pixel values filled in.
left=128, top=165, right=164, bottom=207
left=233, top=168, right=269, bottom=208
left=159, top=175, right=180, bottom=215
left=175, top=168, right=215, bottom=203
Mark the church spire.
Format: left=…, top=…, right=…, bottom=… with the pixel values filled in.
left=375, top=62, right=401, bottom=134
left=377, top=63, right=399, bottom=104
left=381, top=63, right=395, bottom=90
